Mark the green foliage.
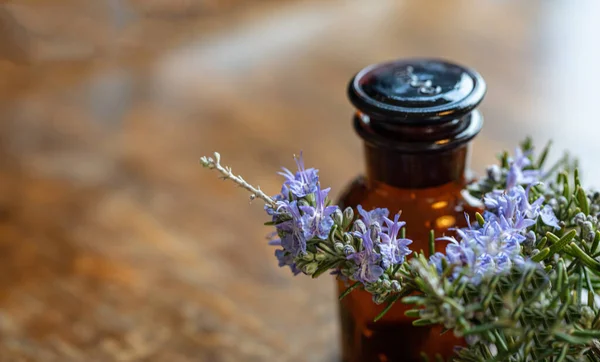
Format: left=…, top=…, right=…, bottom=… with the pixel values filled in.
left=407, top=255, right=600, bottom=361
left=405, top=139, right=600, bottom=361
left=203, top=139, right=600, bottom=361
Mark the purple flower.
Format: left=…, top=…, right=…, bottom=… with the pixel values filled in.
left=513, top=147, right=532, bottom=168
left=346, top=210, right=413, bottom=285
left=276, top=201, right=308, bottom=256
left=445, top=241, right=476, bottom=266
left=473, top=253, right=495, bottom=282
left=428, top=239, right=476, bottom=282
left=505, top=147, right=541, bottom=189
left=473, top=217, right=524, bottom=251
left=472, top=252, right=524, bottom=283
left=266, top=231, right=280, bottom=246
left=347, top=230, right=385, bottom=283
left=347, top=250, right=384, bottom=283
left=379, top=214, right=412, bottom=268
left=278, top=152, right=319, bottom=198
left=300, top=186, right=338, bottom=240
left=434, top=213, right=527, bottom=283
left=427, top=148, right=558, bottom=285
left=265, top=193, right=287, bottom=216
left=346, top=219, right=384, bottom=284
left=484, top=185, right=558, bottom=230
left=496, top=252, right=524, bottom=271
left=539, top=204, right=560, bottom=229
left=275, top=249, right=301, bottom=275
left=357, top=205, right=389, bottom=228
left=484, top=186, right=540, bottom=221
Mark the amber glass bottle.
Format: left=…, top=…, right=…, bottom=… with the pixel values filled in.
left=337, top=59, right=487, bottom=362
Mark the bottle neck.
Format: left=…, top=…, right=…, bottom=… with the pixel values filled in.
left=364, top=143, right=468, bottom=189
left=354, top=111, right=479, bottom=189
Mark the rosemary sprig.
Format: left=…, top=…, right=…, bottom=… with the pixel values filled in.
left=201, top=152, right=276, bottom=207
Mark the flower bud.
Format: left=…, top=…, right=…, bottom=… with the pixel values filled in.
left=465, top=335, right=481, bottom=347
left=342, top=207, right=354, bottom=229
left=343, top=233, right=353, bottom=244
left=334, top=242, right=345, bottom=253
left=558, top=196, right=568, bottom=206
left=526, top=230, right=536, bottom=242
left=574, top=212, right=586, bottom=226
left=536, top=183, right=547, bottom=193
left=390, top=280, right=401, bottom=292
left=343, top=245, right=356, bottom=256
left=352, top=220, right=367, bottom=234
left=586, top=231, right=596, bottom=243
left=486, top=165, right=501, bottom=182
left=419, top=307, right=434, bottom=319
left=372, top=293, right=388, bottom=305
left=303, top=262, right=319, bottom=275
left=582, top=221, right=594, bottom=235
left=382, top=279, right=391, bottom=290
left=582, top=306, right=595, bottom=326
left=523, top=230, right=536, bottom=249
left=333, top=208, right=343, bottom=226
left=301, top=252, right=315, bottom=261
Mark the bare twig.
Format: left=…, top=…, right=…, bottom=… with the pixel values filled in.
left=200, top=152, right=276, bottom=207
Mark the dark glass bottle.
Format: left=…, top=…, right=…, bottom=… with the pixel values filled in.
left=337, top=59, right=487, bottom=362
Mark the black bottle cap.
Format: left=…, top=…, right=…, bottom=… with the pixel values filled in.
left=348, top=58, right=486, bottom=124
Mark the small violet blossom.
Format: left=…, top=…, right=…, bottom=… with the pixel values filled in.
left=484, top=185, right=559, bottom=229
left=271, top=201, right=307, bottom=256
left=278, top=152, right=319, bottom=198
left=379, top=214, right=412, bottom=268
left=433, top=197, right=534, bottom=284
left=433, top=168, right=558, bottom=284
left=266, top=152, right=338, bottom=275
left=265, top=192, right=287, bottom=216
left=347, top=228, right=385, bottom=284
left=430, top=238, right=476, bottom=281
left=357, top=205, right=389, bottom=228
left=506, top=147, right=541, bottom=189
left=348, top=211, right=412, bottom=284
left=300, top=186, right=338, bottom=240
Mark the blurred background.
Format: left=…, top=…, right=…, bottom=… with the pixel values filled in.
left=1, top=0, right=600, bottom=361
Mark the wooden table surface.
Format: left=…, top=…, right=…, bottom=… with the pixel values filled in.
left=1, top=1, right=600, bottom=361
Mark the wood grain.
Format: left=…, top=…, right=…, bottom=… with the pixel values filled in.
left=1, top=1, right=600, bottom=361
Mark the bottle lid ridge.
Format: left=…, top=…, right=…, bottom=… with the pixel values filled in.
left=348, top=58, right=486, bottom=124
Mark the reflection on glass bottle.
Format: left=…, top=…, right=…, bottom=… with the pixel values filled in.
left=337, top=59, right=486, bottom=362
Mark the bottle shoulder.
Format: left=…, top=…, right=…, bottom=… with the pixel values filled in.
left=339, top=175, right=478, bottom=213
left=337, top=175, right=482, bottom=248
